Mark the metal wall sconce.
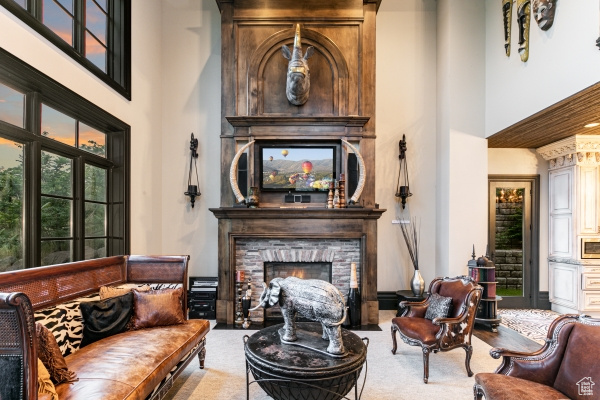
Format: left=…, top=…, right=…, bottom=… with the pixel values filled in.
left=184, top=133, right=201, bottom=208
left=395, top=134, right=412, bottom=209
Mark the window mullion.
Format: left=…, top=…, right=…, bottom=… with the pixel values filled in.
left=25, top=91, right=40, bottom=135
left=26, top=141, right=41, bottom=268
left=73, top=156, right=84, bottom=261
left=30, top=0, right=42, bottom=20
left=74, top=0, right=85, bottom=55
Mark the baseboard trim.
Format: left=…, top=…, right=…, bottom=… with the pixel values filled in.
left=537, top=291, right=551, bottom=310
left=378, top=291, right=397, bottom=310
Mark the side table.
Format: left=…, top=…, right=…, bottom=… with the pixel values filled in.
left=244, top=322, right=368, bottom=400
left=396, top=290, right=426, bottom=317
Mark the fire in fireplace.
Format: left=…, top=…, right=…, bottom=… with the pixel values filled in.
left=263, top=262, right=332, bottom=321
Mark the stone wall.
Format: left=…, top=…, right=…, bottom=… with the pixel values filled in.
left=494, top=201, right=523, bottom=290
left=235, top=238, right=361, bottom=322
left=494, top=249, right=523, bottom=290
left=495, top=202, right=523, bottom=249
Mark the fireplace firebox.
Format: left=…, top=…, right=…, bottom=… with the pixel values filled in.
left=265, top=262, right=333, bottom=283
left=263, top=262, right=333, bottom=321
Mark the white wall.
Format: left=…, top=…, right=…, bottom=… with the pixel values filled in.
left=375, top=0, right=438, bottom=290
left=488, top=149, right=549, bottom=291
left=436, top=0, right=488, bottom=279
left=160, top=0, right=221, bottom=277
left=1, top=0, right=583, bottom=295
left=485, top=0, right=600, bottom=136
left=0, top=0, right=165, bottom=255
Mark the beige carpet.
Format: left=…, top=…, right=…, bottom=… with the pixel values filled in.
left=164, top=311, right=501, bottom=400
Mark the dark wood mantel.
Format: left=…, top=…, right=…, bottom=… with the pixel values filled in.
left=210, top=207, right=385, bottom=325
left=210, top=207, right=385, bottom=220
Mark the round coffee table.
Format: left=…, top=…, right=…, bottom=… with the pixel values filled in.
left=244, top=322, right=368, bottom=400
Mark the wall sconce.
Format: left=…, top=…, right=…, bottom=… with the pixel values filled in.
left=184, top=133, right=201, bottom=208
left=395, top=134, right=412, bottom=209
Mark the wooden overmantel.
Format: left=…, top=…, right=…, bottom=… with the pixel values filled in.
left=212, top=0, right=383, bottom=325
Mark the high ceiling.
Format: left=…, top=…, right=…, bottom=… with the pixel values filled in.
left=487, top=81, right=600, bottom=149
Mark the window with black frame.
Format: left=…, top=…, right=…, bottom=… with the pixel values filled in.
left=0, top=0, right=131, bottom=99
left=0, top=50, right=130, bottom=271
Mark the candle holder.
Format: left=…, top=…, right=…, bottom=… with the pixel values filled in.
left=235, top=280, right=244, bottom=326
left=242, top=296, right=252, bottom=329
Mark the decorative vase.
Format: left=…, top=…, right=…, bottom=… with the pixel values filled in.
left=410, top=269, right=425, bottom=297
left=246, top=186, right=259, bottom=208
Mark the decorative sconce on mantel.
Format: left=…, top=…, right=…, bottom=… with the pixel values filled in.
left=395, top=134, right=412, bottom=209
left=184, top=133, right=201, bottom=208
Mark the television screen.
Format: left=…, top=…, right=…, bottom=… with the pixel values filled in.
left=260, top=146, right=336, bottom=191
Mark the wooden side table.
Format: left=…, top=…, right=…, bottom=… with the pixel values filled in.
left=396, top=290, right=427, bottom=317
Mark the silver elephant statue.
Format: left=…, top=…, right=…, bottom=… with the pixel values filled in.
left=251, top=276, right=347, bottom=355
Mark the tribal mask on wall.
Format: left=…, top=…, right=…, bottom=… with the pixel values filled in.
left=532, top=0, right=557, bottom=31
left=517, top=0, right=531, bottom=62
left=502, top=0, right=513, bottom=56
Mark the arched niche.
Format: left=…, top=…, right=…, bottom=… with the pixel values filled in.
left=247, top=26, right=349, bottom=117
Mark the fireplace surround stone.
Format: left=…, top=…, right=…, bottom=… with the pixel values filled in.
left=237, top=238, right=361, bottom=322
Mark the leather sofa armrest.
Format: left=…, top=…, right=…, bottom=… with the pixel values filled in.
left=489, top=315, right=582, bottom=386
left=0, top=292, right=37, bottom=400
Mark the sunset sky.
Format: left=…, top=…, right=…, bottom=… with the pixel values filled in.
left=263, top=147, right=332, bottom=162
left=0, top=137, right=22, bottom=169
left=39, top=0, right=108, bottom=70
left=0, top=82, right=106, bottom=164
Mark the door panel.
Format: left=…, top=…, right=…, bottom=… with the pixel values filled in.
left=489, top=178, right=537, bottom=308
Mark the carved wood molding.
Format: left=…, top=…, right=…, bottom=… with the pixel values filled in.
left=247, top=25, right=350, bottom=116
left=537, top=135, right=600, bottom=169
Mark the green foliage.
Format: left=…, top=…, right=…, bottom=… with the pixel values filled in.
left=41, top=151, right=72, bottom=239
left=0, top=141, right=107, bottom=268
left=80, top=140, right=105, bottom=157
left=0, top=159, right=23, bottom=260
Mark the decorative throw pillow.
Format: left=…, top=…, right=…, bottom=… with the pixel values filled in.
left=37, top=358, right=59, bottom=400
left=132, top=288, right=185, bottom=330
left=80, top=292, right=134, bottom=347
left=424, top=293, right=453, bottom=321
left=35, top=323, right=78, bottom=384
left=99, top=284, right=151, bottom=300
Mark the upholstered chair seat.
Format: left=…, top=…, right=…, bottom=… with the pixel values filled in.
left=391, top=276, right=483, bottom=383
left=392, top=317, right=441, bottom=345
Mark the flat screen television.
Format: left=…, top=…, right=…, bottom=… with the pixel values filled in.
left=259, top=144, right=337, bottom=192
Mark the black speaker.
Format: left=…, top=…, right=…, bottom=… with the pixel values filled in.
left=347, top=153, right=358, bottom=198
left=285, top=194, right=311, bottom=203
left=237, top=153, right=247, bottom=197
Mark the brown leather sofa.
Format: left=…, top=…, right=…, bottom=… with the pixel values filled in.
left=0, top=255, right=210, bottom=400
left=474, top=314, right=600, bottom=400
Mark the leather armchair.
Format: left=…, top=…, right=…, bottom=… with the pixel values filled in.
left=391, top=276, right=483, bottom=383
left=474, top=314, right=600, bottom=400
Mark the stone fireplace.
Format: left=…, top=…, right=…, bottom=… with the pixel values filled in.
left=236, top=238, right=360, bottom=322
left=210, top=1, right=384, bottom=326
